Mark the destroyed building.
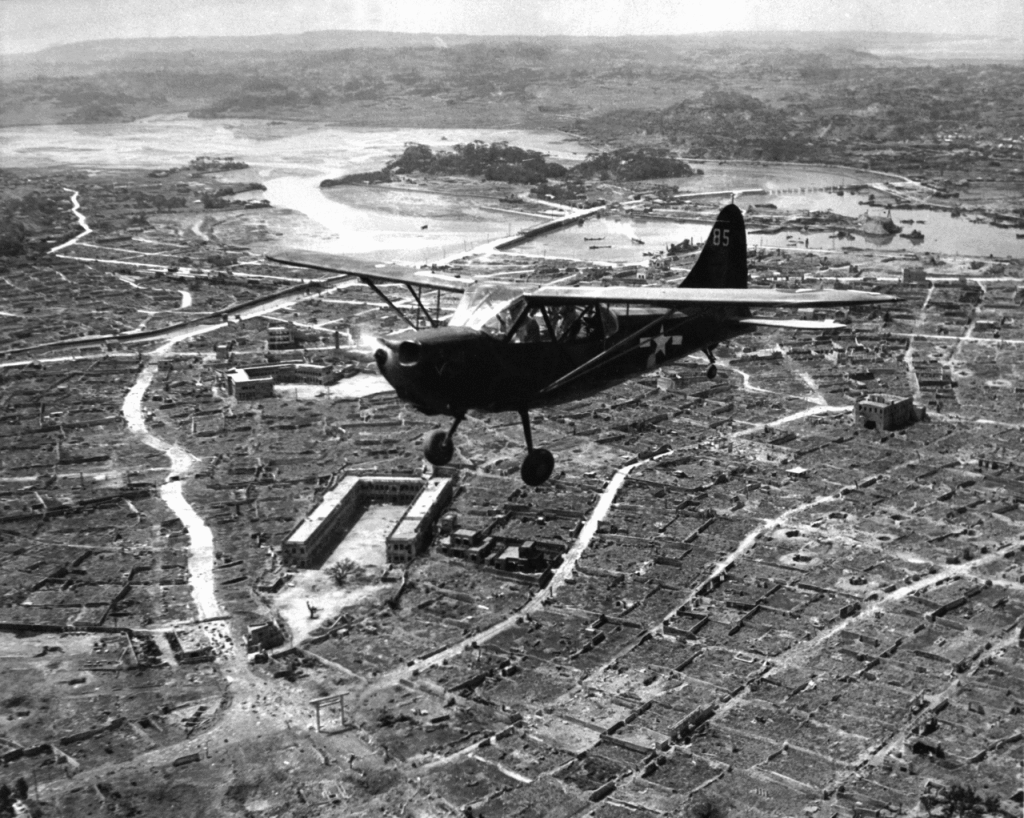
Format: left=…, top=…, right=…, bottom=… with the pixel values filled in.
left=854, top=393, right=919, bottom=431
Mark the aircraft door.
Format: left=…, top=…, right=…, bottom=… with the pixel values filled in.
left=554, top=304, right=617, bottom=343
left=509, top=304, right=552, bottom=343
left=598, top=304, right=619, bottom=340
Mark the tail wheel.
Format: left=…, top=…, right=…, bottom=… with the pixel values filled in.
left=521, top=448, right=554, bottom=486
left=706, top=364, right=718, bottom=380
left=424, top=429, right=454, bottom=465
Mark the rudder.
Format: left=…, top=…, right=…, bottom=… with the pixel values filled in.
left=681, top=204, right=747, bottom=289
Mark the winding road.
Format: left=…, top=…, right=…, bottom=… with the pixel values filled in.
left=122, top=365, right=221, bottom=621
left=903, top=281, right=936, bottom=402
left=48, top=188, right=92, bottom=253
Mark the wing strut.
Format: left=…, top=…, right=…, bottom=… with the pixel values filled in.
left=403, top=284, right=440, bottom=328
left=539, top=311, right=676, bottom=397
left=362, top=278, right=419, bottom=331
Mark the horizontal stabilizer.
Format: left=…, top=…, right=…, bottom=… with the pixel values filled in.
left=736, top=318, right=846, bottom=330
left=267, top=249, right=472, bottom=293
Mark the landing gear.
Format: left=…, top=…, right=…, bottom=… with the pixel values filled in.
left=423, top=416, right=462, bottom=466
left=518, top=408, right=554, bottom=486
left=424, top=410, right=556, bottom=486
left=703, top=346, right=717, bottom=380
left=424, top=430, right=453, bottom=465
left=521, top=448, right=555, bottom=486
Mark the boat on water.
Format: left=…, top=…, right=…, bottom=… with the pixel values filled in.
left=584, top=236, right=604, bottom=241
left=855, top=213, right=902, bottom=236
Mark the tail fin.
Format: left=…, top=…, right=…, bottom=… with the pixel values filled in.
left=681, top=204, right=747, bottom=289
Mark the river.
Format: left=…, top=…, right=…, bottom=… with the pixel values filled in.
left=527, top=188, right=1024, bottom=262
left=2, top=114, right=1019, bottom=262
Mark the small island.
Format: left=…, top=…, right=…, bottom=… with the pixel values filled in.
left=320, top=142, right=695, bottom=190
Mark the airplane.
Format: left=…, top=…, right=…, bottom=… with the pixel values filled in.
left=269, top=204, right=897, bottom=486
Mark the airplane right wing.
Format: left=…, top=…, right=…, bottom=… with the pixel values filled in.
left=526, top=285, right=898, bottom=309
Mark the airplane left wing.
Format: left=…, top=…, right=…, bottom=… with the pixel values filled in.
left=525, top=285, right=897, bottom=309
left=268, top=249, right=473, bottom=293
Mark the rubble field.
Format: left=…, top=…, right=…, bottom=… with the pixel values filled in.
left=1, top=112, right=1022, bottom=818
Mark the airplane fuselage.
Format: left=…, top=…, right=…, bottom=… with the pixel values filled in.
left=373, top=304, right=754, bottom=419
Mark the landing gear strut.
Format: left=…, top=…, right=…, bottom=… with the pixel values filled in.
left=423, top=415, right=462, bottom=466
left=424, top=410, right=555, bottom=486
left=518, top=408, right=554, bottom=487
left=703, top=346, right=717, bottom=380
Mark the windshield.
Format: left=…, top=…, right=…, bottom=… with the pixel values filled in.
left=449, top=283, right=526, bottom=335
left=449, top=284, right=620, bottom=344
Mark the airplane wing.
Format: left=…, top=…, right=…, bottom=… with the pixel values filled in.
left=525, top=285, right=897, bottom=309
left=267, top=249, right=472, bottom=293
left=736, top=318, right=846, bottom=330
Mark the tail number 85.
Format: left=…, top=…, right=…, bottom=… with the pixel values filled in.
left=712, top=228, right=730, bottom=247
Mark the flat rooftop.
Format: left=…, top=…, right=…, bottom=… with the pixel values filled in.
left=285, top=474, right=362, bottom=546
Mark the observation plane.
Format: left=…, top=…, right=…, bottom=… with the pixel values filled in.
left=269, top=204, right=896, bottom=486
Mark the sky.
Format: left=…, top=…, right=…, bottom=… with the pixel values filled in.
left=1, top=0, right=1022, bottom=55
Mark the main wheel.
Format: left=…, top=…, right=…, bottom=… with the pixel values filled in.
left=424, top=429, right=454, bottom=466
left=706, top=364, right=718, bottom=380
left=520, top=448, right=555, bottom=486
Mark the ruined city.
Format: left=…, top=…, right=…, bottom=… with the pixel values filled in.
left=0, top=21, right=1023, bottom=818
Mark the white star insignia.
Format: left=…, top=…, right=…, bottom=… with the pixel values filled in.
left=641, top=332, right=681, bottom=357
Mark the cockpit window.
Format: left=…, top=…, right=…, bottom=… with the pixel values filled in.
left=450, top=285, right=619, bottom=344
left=449, top=284, right=525, bottom=335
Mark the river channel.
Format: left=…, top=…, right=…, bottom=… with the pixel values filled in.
left=2, top=114, right=1019, bottom=261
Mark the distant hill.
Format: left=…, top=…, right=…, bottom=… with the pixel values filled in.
left=19, top=30, right=496, bottom=65
left=2, top=29, right=1021, bottom=173
left=16, top=29, right=1022, bottom=67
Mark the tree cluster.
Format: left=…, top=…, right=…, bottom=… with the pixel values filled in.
left=572, top=146, right=694, bottom=181
left=919, top=784, right=1001, bottom=818
left=189, top=157, right=250, bottom=173
left=385, top=141, right=569, bottom=185
left=327, top=559, right=365, bottom=586
left=321, top=169, right=392, bottom=187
